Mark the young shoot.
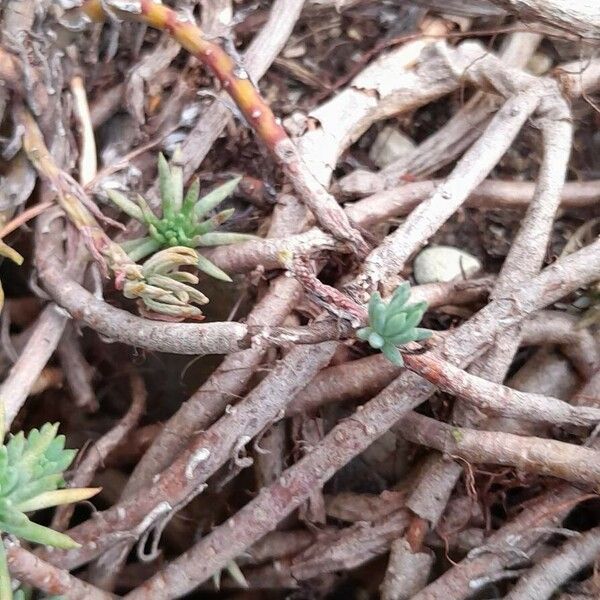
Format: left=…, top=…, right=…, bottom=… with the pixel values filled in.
left=0, top=423, right=99, bottom=599
left=108, top=149, right=255, bottom=283
left=356, top=282, right=432, bottom=366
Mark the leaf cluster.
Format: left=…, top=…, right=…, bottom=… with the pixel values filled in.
left=122, top=246, right=210, bottom=320
left=0, top=423, right=97, bottom=550
left=356, top=282, right=432, bottom=365
left=108, top=151, right=254, bottom=283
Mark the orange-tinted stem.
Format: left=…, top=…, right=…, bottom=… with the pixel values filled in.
left=82, top=0, right=287, bottom=149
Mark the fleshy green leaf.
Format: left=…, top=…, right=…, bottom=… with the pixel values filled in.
left=356, top=327, right=372, bottom=341
left=388, top=281, right=411, bottom=312
left=196, top=254, right=232, bottom=282
left=382, top=343, right=403, bottom=366
left=372, top=302, right=387, bottom=333
left=20, top=423, right=60, bottom=473
left=182, top=178, right=200, bottom=216
left=193, top=232, right=256, bottom=247
left=106, top=190, right=144, bottom=222
left=15, top=487, right=101, bottom=513
left=412, top=328, right=433, bottom=341
left=124, top=238, right=161, bottom=262
left=357, top=283, right=431, bottom=365
left=1, top=514, right=81, bottom=549
left=0, top=467, right=20, bottom=497
left=135, top=193, right=159, bottom=227
left=368, top=292, right=383, bottom=324
left=158, top=153, right=175, bottom=219
left=194, top=208, right=236, bottom=236
left=8, top=474, right=64, bottom=505
left=169, top=148, right=184, bottom=212
left=368, top=331, right=385, bottom=349
left=387, top=330, right=419, bottom=346
left=194, top=177, right=241, bottom=218
left=383, top=312, right=407, bottom=337
left=6, top=432, right=25, bottom=463
left=403, top=303, right=428, bottom=330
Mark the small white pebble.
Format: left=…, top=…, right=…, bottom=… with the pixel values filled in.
left=413, top=245, right=481, bottom=284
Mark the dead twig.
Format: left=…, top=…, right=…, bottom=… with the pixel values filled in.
left=344, top=178, right=600, bottom=226
left=5, top=541, right=115, bottom=600
left=70, top=74, right=97, bottom=186
left=339, top=31, right=542, bottom=197
left=399, top=413, right=600, bottom=486
left=39, top=342, right=339, bottom=571
left=393, top=32, right=573, bottom=590
left=86, top=198, right=307, bottom=589
left=505, top=526, right=600, bottom=600
left=404, top=353, right=600, bottom=427
left=486, top=0, right=600, bottom=40
left=51, top=373, right=146, bottom=532
left=57, top=323, right=97, bottom=413
left=381, top=539, right=434, bottom=600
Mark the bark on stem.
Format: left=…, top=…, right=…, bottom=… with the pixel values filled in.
left=87, top=199, right=307, bottom=589
left=400, top=41, right=573, bottom=584
left=346, top=90, right=540, bottom=301
left=487, top=0, right=600, bottom=39
left=5, top=542, right=115, bottom=600
left=505, top=526, right=600, bottom=600
left=344, top=179, right=600, bottom=228
left=399, top=412, right=600, bottom=486
left=119, top=239, right=600, bottom=599
left=39, top=342, right=339, bottom=570
left=51, top=374, right=146, bottom=532
left=403, top=353, right=600, bottom=427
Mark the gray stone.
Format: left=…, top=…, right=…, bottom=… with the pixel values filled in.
left=369, top=126, right=415, bottom=169
left=413, top=245, right=481, bottom=284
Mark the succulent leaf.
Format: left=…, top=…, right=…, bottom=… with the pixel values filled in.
left=355, top=327, right=371, bottom=341
left=169, top=148, right=184, bottom=212
left=387, top=330, right=419, bottom=346
left=194, top=176, right=241, bottom=218
left=105, top=154, right=250, bottom=292
left=383, top=312, right=407, bottom=337
left=388, top=281, right=411, bottom=312
left=192, top=232, right=256, bottom=247
left=0, top=515, right=80, bottom=549
left=15, top=487, right=101, bottom=513
left=106, top=190, right=144, bottom=222
left=368, top=292, right=382, bottom=324
left=372, top=302, right=387, bottom=333
left=196, top=254, right=233, bottom=282
left=412, top=328, right=433, bottom=341
left=122, top=237, right=161, bottom=263
left=104, top=154, right=259, bottom=318
left=158, top=152, right=175, bottom=219
left=382, top=343, right=403, bottom=366
left=368, top=331, right=385, bottom=349
left=402, top=302, right=428, bottom=329
left=135, top=193, right=159, bottom=226
left=182, top=177, right=200, bottom=216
